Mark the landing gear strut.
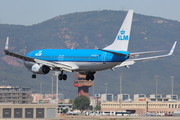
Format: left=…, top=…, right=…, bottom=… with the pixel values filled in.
left=58, top=71, right=67, bottom=80
left=86, top=72, right=95, bottom=80
left=32, top=74, right=36, bottom=79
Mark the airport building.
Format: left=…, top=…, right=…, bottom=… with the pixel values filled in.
left=101, top=94, right=114, bottom=102
left=166, top=94, right=178, bottom=100
left=101, top=97, right=180, bottom=114
left=134, top=94, right=146, bottom=100
left=150, top=94, right=162, bottom=99
left=117, top=94, right=131, bottom=101
left=74, top=73, right=93, bottom=97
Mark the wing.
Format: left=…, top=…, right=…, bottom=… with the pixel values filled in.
left=130, top=50, right=166, bottom=56
left=128, top=41, right=177, bottom=62
left=4, top=37, right=72, bottom=72
left=115, top=41, right=176, bottom=68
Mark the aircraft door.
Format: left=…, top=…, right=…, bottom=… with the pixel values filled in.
left=102, top=52, right=106, bottom=64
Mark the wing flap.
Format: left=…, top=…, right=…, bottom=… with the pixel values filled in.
left=34, top=59, right=72, bottom=72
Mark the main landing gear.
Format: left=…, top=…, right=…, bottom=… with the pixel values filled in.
left=85, top=72, right=95, bottom=81
left=58, top=71, right=67, bottom=81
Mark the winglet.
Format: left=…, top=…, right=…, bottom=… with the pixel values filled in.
left=168, top=41, right=177, bottom=56
left=4, top=37, right=9, bottom=52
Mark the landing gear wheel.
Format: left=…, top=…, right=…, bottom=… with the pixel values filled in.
left=58, top=74, right=63, bottom=80
left=58, top=72, right=67, bottom=81
left=32, top=74, right=36, bottom=79
left=86, top=72, right=95, bottom=80
left=62, top=74, right=67, bottom=80
left=90, top=75, right=94, bottom=81
left=86, top=74, right=90, bottom=80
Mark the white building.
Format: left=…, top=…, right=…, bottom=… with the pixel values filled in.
left=117, top=94, right=130, bottom=101
left=101, top=94, right=114, bottom=102
left=166, top=94, right=178, bottom=100
left=134, top=94, right=146, bottom=100
left=150, top=94, right=162, bottom=99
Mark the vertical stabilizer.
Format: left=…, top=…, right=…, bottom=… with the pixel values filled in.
left=4, top=37, right=9, bottom=52
left=103, top=10, right=134, bottom=51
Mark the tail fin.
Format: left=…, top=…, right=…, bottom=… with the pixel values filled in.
left=103, top=10, right=134, bottom=51
left=4, top=37, right=9, bottom=52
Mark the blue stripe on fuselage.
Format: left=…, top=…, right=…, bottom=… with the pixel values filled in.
left=26, top=49, right=129, bottom=62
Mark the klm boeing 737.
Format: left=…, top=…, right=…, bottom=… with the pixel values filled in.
left=4, top=10, right=177, bottom=81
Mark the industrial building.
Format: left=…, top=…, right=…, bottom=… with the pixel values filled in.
left=0, top=104, right=57, bottom=119
left=0, top=86, right=33, bottom=104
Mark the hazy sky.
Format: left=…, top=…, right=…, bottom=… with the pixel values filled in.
left=0, top=0, right=179, bottom=25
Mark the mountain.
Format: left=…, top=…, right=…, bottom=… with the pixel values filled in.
left=0, top=10, right=180, bottom=99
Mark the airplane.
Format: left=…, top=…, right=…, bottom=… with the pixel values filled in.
left=4, top=10, right=177, bottom=81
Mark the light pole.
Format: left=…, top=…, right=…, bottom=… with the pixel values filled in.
left=155, top=75, right=158, bottom=98
left=120, top=75, right=122, bottom=101
left=40, top=83, right=42, bottom=94
left=171, top=76, right=174, bottom=99
left=51, top=73, right=54, bottom=100
left=55, top=72, right=60, bottom=104
left=119, top=74, right=122, bottom=109
left=92, top=81, right=95, bottom=110
left=104, top=83, right=108, bottom=95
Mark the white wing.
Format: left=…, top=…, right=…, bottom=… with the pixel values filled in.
left=128, top=41, right=177, bottom=62
left=115, top=41, right=177, bottom=68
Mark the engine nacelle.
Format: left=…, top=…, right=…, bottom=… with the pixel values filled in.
left=31, top=64, right=50, bottom=74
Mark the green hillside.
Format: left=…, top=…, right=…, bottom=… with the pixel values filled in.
left=0, top=10, right=180, bottom=99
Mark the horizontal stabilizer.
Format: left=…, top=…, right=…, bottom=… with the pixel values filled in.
left=128, top=41, right=177, bottom=61
left=130, top=50, right=167, bottom=56
left=98, top=49, right=127, bottom=56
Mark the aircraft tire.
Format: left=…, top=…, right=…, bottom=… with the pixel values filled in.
left=86, top=75, right=90, bottom=80
left=32, top=74, right=36, bottom=79
left=90, top=75, right=94, bottom=80
left=58, top=74, right=63, bottom=80
left=63, top=74, right=67, bottom=80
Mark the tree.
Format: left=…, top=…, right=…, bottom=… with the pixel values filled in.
left=61, top=108, right=68, bottom=114
left=73, top=95, right=90, bottom=112
left=94, top=105, right=101, bottom=111
left=69, top=99, right=74, bottom=104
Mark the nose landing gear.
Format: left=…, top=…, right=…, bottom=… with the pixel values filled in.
left=32, top=74, right=36, bottom=78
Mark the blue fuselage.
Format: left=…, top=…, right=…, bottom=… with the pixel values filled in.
left=25, top=49, right=129, bottom=71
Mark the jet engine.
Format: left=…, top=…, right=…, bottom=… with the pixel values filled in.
left=31, top=63, right=50, bottom=74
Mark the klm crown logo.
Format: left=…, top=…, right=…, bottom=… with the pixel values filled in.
left=117, top=29, right=129, bottom=40
left=120, top=30, right=125, bottom=35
